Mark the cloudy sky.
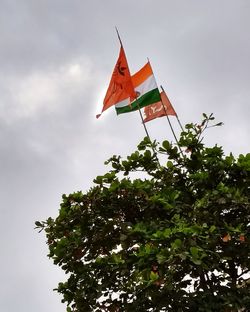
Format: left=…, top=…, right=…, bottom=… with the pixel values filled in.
left=0, top=0, right=249, bottom=311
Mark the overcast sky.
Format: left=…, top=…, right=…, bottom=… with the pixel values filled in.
left=0, top=1, right=249, bottom=311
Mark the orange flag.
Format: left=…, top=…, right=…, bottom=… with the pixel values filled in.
left=96, top=46, right=136, bottom=118
left=143, top=90, right=176, bottom=123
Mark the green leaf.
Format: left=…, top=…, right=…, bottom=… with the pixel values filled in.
left=214, top=122, right=223, bottom=126
left=191, top=258, right=202, bottom=265
left=150, top=271, right=159, bottom=281
left=209, top=225, right=216, bottom=233
left=156, top=253, right=167, bottom=264
left=190, top=246, right=199, bottom=258
left=144, top=149, right=152, bottom=159
left=172, top=239, right=182, bottom=250
left=93, top=175, right=103, bottom=184
left=162, top=140, right=170, bottom=150
left=167, top=160, right=173, bottom=168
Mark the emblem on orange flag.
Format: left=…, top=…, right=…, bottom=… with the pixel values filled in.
left=96, top=46, right=136, bottom=118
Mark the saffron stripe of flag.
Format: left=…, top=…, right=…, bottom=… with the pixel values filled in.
left=115, top=62, right=161, bottom=115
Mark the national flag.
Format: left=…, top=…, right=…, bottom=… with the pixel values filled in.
left=115, top=61, right=161, bottom=115
left=96, top=46, right=136, bottom=118
left=143, top=90, right=176, bottom=123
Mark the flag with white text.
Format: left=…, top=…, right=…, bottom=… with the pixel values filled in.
left=143, top=90, right=176, bottom=123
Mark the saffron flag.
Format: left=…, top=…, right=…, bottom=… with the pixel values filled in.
left=143, top=90, right=176, bottom=123
left=96, top=46, right=136, bottom=118
left=115, top=61, right=161, bottom=115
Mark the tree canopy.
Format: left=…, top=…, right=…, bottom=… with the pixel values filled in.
left=36, top=114, right=250, bottom=312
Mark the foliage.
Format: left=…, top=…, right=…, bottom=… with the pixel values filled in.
left=36, top=114, right=250, bottom=312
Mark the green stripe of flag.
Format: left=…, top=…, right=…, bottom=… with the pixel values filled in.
left=115, top=88, right=161, bottom=115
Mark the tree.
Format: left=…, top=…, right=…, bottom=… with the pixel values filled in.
left=36, top=114, right=250, bottom=312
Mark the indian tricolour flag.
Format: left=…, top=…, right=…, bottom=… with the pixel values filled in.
left=115, top=61, right=161, bottom=115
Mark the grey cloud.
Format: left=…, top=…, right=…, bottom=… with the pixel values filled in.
left=0, top=1, right=249, bottom=311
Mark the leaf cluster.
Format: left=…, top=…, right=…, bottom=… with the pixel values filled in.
left=36, top=114, right=250, bottom=312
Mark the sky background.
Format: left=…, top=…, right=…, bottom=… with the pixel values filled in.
left=0, top=0, right=249, bottom=311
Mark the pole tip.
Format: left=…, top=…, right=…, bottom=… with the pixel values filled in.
left=115, top=26, right=122, bottom=46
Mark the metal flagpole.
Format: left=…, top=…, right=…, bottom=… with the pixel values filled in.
left=115, top=27, right=152, bottom=141
left=137, top=103, right=151, bottom=139
left=160, top=85, right=184, bottom=132
left=115, top=28, right=160, bottom=164
left=135, top=100, right=161, bottom=165
left=115, top=26, right=123, bottom=47
left=176, top=115, right=184, bottom=132
left=145, top=57, right=184, bottom=158
left=160, top=86, right=185, bottom=158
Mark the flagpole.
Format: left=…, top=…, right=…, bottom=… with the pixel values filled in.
left=115, top=26, right=123, bottom=47
left=146, top=57, right=184, bottom=158
left=115, top=28, right=152, bottom=141
left=176, top=115, right=184, bottom=132
left=135, top=101, right=161, bottom=165
left=137, top=103, right=151, bottom=139
left=160, top=85, right=184, bottom=132
left=160, top=86, right=184, bottom=158
left=115, top=29, right=160, bottom=164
